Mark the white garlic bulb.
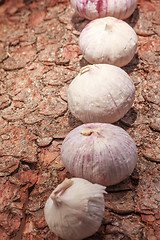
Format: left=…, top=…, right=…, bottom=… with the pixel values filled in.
left=79, top=17, right=138, bottom=67
left=70, top=0, right=137, bottom=20
left=61, top=123, right=138, bottom=186
left=67, top=64, right=135, bottom=123
left=44, top=178, right=106, bottom=240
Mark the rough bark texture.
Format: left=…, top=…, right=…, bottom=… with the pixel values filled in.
left=0, top=0, right=160, bottom=239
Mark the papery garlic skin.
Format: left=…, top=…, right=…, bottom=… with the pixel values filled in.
left=61, top=123, right=138, bottom=186
left=71, top=0, right=137, bottom=20
left=67, top=64, right=135, bottom=123
left=44, top=178, right=106, bottom=240
left=79, top=17, right=138, bottom=67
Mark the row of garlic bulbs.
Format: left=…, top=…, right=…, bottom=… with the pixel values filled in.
left=44, top=1, right=139, bottom=239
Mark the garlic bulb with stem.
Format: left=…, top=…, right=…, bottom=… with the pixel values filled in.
left=67, top=64, right=135, bottom=123
left=61, top=123, right=138, bottom=186
left=44, top=178, right=106, bottom=240
left=79, top=17, right=138, bottom=67
left=70, top=0, right=137, bottom=20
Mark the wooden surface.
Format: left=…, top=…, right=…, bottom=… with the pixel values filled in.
left=0, top=0, right=160, bottom=239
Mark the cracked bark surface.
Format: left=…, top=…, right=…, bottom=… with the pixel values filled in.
left=0, top=0, right=160, bottom=239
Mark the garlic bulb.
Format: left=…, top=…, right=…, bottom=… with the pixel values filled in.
left=67, top=64, right=135, bottom=123
left=79, top=17, right=138, bottom=67
left=61, top=123, right=138, bottom=186
left=70, top=0, right=137, bottom=20
left=44, top=178, right=106, bottom=240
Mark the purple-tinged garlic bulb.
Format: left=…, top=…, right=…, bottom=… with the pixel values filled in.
left=79, top=17, right=138, bottom=67
left=70, top=0, right=137, bottom=20
left=67, top=64, right=135, bottom=123
left=61, top=123, right=138, bottom=186
left=44, top=178, right=106, bottom=240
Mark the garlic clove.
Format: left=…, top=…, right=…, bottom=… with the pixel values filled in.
left=67, top=64, right=135, bottom=123
left=79, top=17, right=138, bottom=67
left=70, top=0, right=137, bottom=20
left=61, top=123, right=138, bottom=186
left=44, top=178, right=106, bottom=240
